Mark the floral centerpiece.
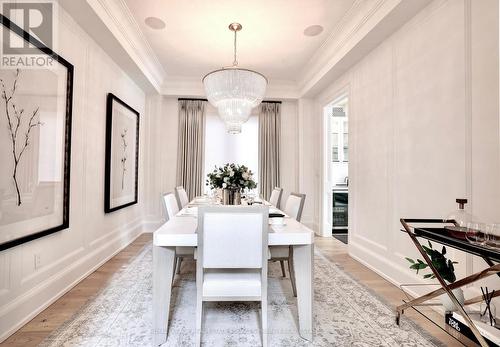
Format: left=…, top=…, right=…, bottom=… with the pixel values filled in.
left=206, top=163, right=257, bottom=190
left=206, top=164, right=257, bottom=204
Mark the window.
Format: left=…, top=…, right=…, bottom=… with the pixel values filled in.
left=204, top=111, right=259, bottom=192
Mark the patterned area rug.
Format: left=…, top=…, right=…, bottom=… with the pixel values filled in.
left=40, top=243, right=442, bottom=347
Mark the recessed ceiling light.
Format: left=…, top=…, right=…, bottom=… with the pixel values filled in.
left=145, top=17, right=166, bottom=30
left=303, top=25, right=324, bottom=37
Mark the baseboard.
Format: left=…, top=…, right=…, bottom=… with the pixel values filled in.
left=142, top=219, right=163, bottom=232
left=348, top=240, right=426, bottom=300
left=0, top=221, right=147, bottom=343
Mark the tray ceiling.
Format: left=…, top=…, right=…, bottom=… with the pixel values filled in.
left=124, top=0, right=355, bottom=81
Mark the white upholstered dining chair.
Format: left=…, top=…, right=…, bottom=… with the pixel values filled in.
left=175, top=186, right=189, bottom=209
left=268, top=187, right=283, bottom=209
left=162, top=192, right=195, bottom=278
left=196, top=206, right=269, bottom=347
left=283, top=193, right=306, bottom=221
left=269, top=192, right=306, bottom=297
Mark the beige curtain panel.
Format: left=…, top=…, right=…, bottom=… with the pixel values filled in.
left=176, top=99, right=206, bottom=200
left=258, top=102, right=281, bottom=200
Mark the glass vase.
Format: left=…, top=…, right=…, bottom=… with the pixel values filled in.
left=222, top=188, right=241, bottom=205
left=480, top=302, right=497, bottom=326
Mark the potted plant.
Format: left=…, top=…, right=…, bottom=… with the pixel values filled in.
left=206, top=164, right=257, bottom=205
left=406, top=241, right=463, bottom=312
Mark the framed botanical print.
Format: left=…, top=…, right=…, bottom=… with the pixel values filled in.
left=104, top=93, right=139, bottom=213
left=0, top=15, right=73, bottom=251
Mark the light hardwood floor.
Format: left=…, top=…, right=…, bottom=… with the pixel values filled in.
left=1, top=233, right=467, bottom=346
left=314, top=236, right=467, bottom=346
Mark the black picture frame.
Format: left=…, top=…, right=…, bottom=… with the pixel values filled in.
left=0, top=14, right=73, bottom=251
left=104, top=93, right=139, bottom=213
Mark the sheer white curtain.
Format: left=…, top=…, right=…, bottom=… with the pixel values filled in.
left=176, top=99, right=206, bottom=200
left=258, top=102, right=281, bottom=200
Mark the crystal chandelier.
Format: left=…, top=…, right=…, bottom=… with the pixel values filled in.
left=202, top=23, right=268, bottom=134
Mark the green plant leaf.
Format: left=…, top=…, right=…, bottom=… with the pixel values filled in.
left=448, top=259, right=455, bottom=272
left=405, top=257, right=415, bottom=264
left=422, top=245, right=432, bottom=254
left=407, top=243, right=456, bottom=283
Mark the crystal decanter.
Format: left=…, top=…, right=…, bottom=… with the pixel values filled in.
left=444, top=198, right=473, bottom=233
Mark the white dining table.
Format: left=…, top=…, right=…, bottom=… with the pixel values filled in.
left=153, top=199, right=315, bottom=346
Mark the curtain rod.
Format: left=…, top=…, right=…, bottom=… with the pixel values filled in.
left=178, top=98, right=208, bottom=101
left=177, top=98, right=282, bottom=104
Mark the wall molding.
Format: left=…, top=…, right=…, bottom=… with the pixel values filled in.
left=351, top=234, right=388, bottom=251
left=463, top=0, right=474, bottom=277
left=0, top=221, right=147, bottom=343
left=299, top=0, right=432, bottom=97
left=62, top=0, right=432, bottom=100
left=89, top=217, right=143, bottom=247
left=299, top=0, right=384, bottom=89
left=349, top=240, right=433, bottom=300
left=20, top=246, right=86, bottom=286
left=83, top=0, right=166, bottom=92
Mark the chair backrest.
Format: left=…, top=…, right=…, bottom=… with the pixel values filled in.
left=268, top=187, right=283, bottom=208
left=283, top=193, right=306, bottom=222
left=162, top=192, right=179, bottom=221
left=175, top=186, right=189, bottom=209
left=197, top=206, right=268, bottom=269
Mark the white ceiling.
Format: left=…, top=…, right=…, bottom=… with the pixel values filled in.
left=124, top=0, right=355, bottom=82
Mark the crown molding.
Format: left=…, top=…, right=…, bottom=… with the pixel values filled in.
left=298, top=0, right=383, bottom=88
left=60, top=0, right=430, bottom=98
left=161, top=76, right=300, bottom=100
left=85, top=0, right=166, bottom=92
left=298, top=0, right=432, bottom=97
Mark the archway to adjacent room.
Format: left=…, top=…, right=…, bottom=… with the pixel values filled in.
left=322, top=94, right=349, bottom=243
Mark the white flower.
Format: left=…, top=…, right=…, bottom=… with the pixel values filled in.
left=222, top=183, right=227, bottom=188
left=229, top=170, right=234, bottom=177
left=242, top=172, right=249, bottom=180
left=223, top=177, right=230, bottom=183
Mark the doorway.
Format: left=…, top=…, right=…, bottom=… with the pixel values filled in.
left=322, top=95, right=349, bottom=244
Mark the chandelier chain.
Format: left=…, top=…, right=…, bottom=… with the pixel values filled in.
left=233, top=29, right=238, bottom=66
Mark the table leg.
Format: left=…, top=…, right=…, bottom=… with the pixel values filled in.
left=292, top=244, right=314, bottom=341
left=153, top=246, right=176, bottom=346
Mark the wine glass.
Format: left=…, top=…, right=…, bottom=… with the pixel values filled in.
left=246, top=190, right=255, bottom=205
left=466, top=222, right=487, bottom=245
left=486, top=224, right=500, bottom=248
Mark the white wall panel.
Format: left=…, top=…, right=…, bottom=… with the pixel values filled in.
left=312, top=0, right=499, bottom=298
left=0, top=7, right=147, bottom=341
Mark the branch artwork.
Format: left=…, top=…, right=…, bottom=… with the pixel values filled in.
left=0, top=69, right=42, bottom=206
left=120, top=128, right=128, bottom=190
